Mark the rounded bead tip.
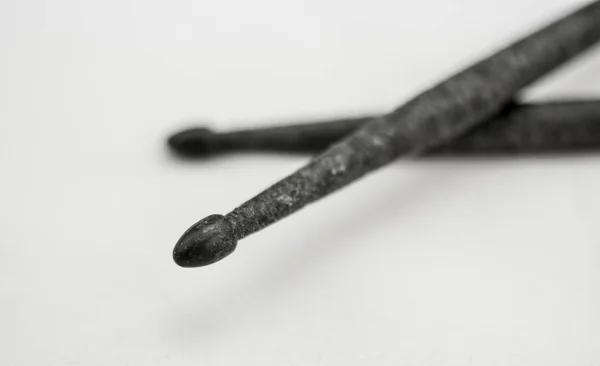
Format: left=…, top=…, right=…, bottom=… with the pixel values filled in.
left=167, top=127, right=218, bottom=157
left=173, top=214, right=237, bottom=267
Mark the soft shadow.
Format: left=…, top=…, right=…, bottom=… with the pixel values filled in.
left=163, top=163, right=473, bottom=342
left=164, top=153, right=600, bottom=344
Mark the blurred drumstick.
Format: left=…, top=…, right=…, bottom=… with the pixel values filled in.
left=169, top=101, right=600, bottom=157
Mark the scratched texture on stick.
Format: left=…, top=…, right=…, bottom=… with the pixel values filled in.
left=173, top=1, right=600, bottom=267
left=225, top=2, right=600, bottom=240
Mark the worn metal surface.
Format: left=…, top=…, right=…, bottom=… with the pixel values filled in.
left=173, top=1, right=600, bottom=267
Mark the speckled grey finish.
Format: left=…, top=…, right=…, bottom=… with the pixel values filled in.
left=169, top=101, right=600, bottom=156
left=226, top=2, right=600, bottom=238
left=173, top=1, right=600, bottom=267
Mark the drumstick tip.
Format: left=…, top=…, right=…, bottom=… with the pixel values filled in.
left=173, top=214, right=237, bottom=267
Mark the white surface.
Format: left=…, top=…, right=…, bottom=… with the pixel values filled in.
left=2, top=0, right=600, bottom=364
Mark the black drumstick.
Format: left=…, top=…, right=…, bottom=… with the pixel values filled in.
left=173, top=2, right=600, bottom=268
left=168, top=101, right=600, bottom=157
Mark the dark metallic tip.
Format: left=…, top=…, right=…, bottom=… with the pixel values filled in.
left=173, top=214, right=238, bottom=267
left=167, top=127, right=219, bottom=157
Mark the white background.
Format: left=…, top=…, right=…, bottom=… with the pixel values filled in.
left=2, top=0, right=600, bottom=364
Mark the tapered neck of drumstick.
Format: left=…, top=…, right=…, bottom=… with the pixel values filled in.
left=214, top=116, right=370, bottom=153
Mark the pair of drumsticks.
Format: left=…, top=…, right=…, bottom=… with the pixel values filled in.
left=168, top=1, right=600, bottom=268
